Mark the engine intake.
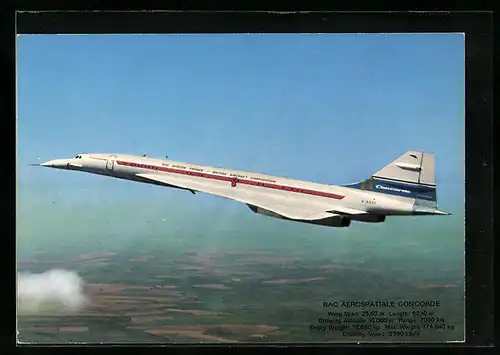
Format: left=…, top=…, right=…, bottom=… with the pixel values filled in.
left=341, top=216, right=351, bottom=227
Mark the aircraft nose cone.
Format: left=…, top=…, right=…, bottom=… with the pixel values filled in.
left=40, top=160, right=57, bottom=167
left=40, top=159, right=69, bottom=169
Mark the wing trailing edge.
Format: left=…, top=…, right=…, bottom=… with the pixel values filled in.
left=136, top=173, right=338, bottom=221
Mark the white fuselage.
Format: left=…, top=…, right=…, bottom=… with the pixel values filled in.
left=42, top=153, right=416, bottom=217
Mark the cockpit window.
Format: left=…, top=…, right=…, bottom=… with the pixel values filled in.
left=74, top=155, right=82, bottom=159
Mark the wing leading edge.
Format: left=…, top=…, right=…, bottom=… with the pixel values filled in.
left=136, top=173, right=365, bottom=221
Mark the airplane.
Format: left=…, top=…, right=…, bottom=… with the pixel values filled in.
left=34, top=150, right=451, bottom=228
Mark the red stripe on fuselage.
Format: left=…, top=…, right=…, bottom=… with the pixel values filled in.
left=115, top=160, right=345, bottom=200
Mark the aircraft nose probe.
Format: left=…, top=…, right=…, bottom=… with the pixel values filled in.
left=29, top=157, right=42, bottom=166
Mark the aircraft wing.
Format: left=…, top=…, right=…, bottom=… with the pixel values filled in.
left=136, top=173, right=343, bottom=221
left=327, top=206, right=368, bottom=216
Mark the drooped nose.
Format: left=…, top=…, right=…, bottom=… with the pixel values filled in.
left=40, top=159, right=70, bottom=169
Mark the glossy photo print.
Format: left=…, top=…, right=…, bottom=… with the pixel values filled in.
left=16, top=33, right=465, bottom=343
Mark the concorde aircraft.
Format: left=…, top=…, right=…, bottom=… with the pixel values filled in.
left=35, top=151, right=450, bottom=228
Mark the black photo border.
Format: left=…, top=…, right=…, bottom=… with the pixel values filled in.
left=2, top=10, right=494, bottom=353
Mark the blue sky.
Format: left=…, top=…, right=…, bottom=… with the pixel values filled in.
left=17, top=34, right=464, bottom=208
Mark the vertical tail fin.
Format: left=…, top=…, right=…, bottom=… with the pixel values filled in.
left=372, top=151, right=437, bottom=207
left=372, top=151, right=435, bottom=186
left=345, top=151, right=438, bottom=207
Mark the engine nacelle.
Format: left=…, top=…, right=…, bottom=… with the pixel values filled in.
left=313, top=215, right=351, bottom=227
left=247, top=204, right=351, bottom=228
left=351, top=214, right=386, bottom=223
left=247, top=204, right=287, bottom=219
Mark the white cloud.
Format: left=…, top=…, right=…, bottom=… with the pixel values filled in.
left=17, top=269, right=88, bottom=316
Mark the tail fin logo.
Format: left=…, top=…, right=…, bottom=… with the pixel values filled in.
left=375, top=184, right=411, bottom=194
left=342, top=151, right=438, bottom=202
